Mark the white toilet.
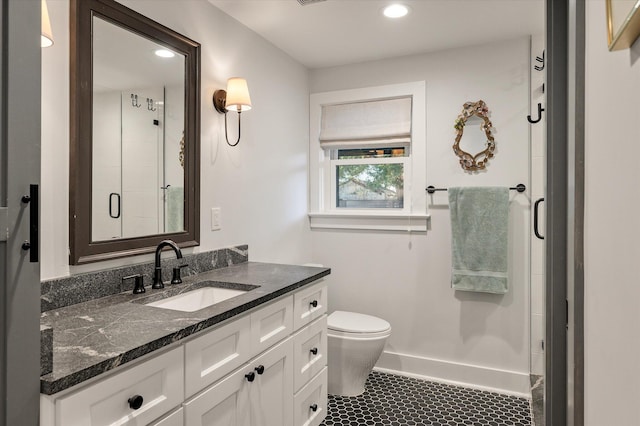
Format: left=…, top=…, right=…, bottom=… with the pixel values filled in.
left=327, top=310, right=391, bottom=396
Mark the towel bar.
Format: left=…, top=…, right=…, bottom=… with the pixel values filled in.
left=426, top=184, right=526, bottom=194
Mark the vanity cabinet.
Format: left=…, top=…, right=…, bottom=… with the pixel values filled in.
left=293, top=366, right=328, bottom=426
left=184, top=314, right=251, bottom=399
left=184, top=337, right=293, bottom=426
left=293, top=280, right=327, bottom=331
left=151, top=408, right=184, bottom=426
left=293, top=315, right=327, bottom=393
left=40, top=280, right=327, bottom=426
left=53, top=347, right=184, bottom=426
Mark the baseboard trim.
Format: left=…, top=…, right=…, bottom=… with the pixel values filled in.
left=375, top=350, right=531, bottom=398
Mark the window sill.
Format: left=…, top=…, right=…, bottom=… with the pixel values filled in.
left=308, top=211, right=429, bottom=232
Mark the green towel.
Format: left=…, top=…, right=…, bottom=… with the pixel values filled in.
left=448, top=187, right=509, bottom=294
left=165, top=186, right=184, bottom=233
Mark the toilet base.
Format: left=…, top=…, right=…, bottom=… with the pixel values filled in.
left=327, top=333, right=389, bottom=397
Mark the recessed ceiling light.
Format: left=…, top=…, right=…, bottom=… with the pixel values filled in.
left=383, top=4, right=409, bottom=19
left=155, top=49, right=175, bottom=58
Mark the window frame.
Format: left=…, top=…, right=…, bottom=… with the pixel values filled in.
left=309, top=81, right=428, bottom=231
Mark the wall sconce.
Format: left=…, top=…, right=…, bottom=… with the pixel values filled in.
left=41, top=0, right=54, bottom=47
left=213, top=77, right=252, bottom=147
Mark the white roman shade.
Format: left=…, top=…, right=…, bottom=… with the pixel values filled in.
left=319, top=96, right=412, bottom=149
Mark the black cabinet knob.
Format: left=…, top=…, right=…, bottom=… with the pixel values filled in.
left=310, top=404, right=318, bottom=412
left=255, top=365, right=265, bottom=375
left=310, top=347, right=318, bottom=355
left=310, top=300, right=318, bottom=308
left=21, top=241, right=31, bottom=251
left=245, top=371, right=255, bottom=382
left=128, top=395, right=144, bottom=410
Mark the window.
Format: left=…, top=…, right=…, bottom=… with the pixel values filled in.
left=333, top=147, right=407, bottom=209
left=309, top=82, right=428, bottom=231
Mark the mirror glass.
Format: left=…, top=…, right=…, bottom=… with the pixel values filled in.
left=92, top=16, right=186, bottom=241
left=70, top=0, right=200, bottom=265
left=459, top=116, right=487, bottom=154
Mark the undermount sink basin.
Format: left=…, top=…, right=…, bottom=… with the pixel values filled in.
left=145, top=286, right=249, bottom=312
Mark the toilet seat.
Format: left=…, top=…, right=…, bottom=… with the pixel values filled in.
left=328, top=311, right=391, bottom=335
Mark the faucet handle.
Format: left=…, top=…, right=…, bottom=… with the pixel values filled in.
left=171, top=264, right=188, bottom=285
left=123, top=274, right=145, bottom=294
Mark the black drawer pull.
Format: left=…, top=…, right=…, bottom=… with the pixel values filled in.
left=310, top=404, right=318, bottom=412
left=245, top=371, right=255, bottom=382
left=255, top=365, right=265, bottom=375
left=310, top=347, right=318, bottom=355
left=128, top=395, right=143, bottom=410
left=310, top=300, right=318, bottom=308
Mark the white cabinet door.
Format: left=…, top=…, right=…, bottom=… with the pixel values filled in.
left=250, top=337, right=294, bottom=426
left=292, top=316, right=327, bottom=393
left=293, top=281, right=327, bottom=331
left=184, top=366, right=251, bottom=426
left=250, top=295, right=293, bottom=356
left=151, top=408, right=183, bottom=426
left=56, top=347, right=184, bottom=426
left=185, top=315, right=251, bottom=398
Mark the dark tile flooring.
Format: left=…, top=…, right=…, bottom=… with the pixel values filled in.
left=320, top=371, right=533, bottom=426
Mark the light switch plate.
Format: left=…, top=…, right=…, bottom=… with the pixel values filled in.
left=211, top=207, right=221, bottom=231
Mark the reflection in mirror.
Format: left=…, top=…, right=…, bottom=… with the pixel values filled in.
left=460, top=116, right=487, bottom=154
left=70, top=0, right=200, bottom=265
left=92, top=16, right=186, bottom=241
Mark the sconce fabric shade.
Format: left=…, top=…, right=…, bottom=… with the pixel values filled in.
left=224, top=77, right=252, bottom=112
left=41, top=0, right=54, bottom=47
left=213, top=77, right=252, bottom=146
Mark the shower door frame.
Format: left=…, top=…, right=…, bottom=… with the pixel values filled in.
left=546, top=0, right=585, bottom=425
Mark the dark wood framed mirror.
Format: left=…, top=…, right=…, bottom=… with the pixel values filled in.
left=70, top=0, right=200, bottom=264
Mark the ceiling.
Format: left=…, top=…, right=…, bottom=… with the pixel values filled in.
left=93, top=16, right=184, bottom=92
left=208, top=0, right=545, bottom=69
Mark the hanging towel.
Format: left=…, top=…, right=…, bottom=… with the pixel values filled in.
left=165, top=186, right=184, bottom=233
left=448, top=187, right=509, bottom=294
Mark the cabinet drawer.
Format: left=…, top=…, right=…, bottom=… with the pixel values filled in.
left=293, top=281, right=327, bottom=330
left=292, top=315, right=327, bottom=392
left=250, top=295, right=293, bottom=356
left=293, top=367, right=327, bottom=426
left=151, top=408, right=183, bottom=426
left=185, top=315, right=251, bottom=398
left=56, top=347, right=184, bottom=426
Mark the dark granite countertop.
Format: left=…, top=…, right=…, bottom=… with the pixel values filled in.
left=40, top=262, right=330, bottom=395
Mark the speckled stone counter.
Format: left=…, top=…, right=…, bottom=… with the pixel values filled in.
left=40, top=262, right=330, bottom=395
left=40, top=325, right=53, bottom=376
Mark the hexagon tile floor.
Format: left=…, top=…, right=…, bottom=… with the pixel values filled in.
left=320, top=371, right=532, bottom=426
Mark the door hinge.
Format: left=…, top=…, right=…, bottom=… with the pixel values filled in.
left=566, top=299, right=569, bottom=328
left=0, top=207, right=8, bottom=241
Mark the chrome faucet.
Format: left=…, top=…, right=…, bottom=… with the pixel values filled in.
left=152, top=240, right=183, bottom=289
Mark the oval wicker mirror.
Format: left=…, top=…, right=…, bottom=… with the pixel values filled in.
left=452, top=100, right=495, bottom=171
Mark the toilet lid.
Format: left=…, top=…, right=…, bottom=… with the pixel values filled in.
left=328, top=311, right=391, bottom=334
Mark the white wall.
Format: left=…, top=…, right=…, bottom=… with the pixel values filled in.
left=584, top=3, right=640, bottom=424
left=41, top=0, right=312, bottom=279
left=310, top=38, right=532, bottom=395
